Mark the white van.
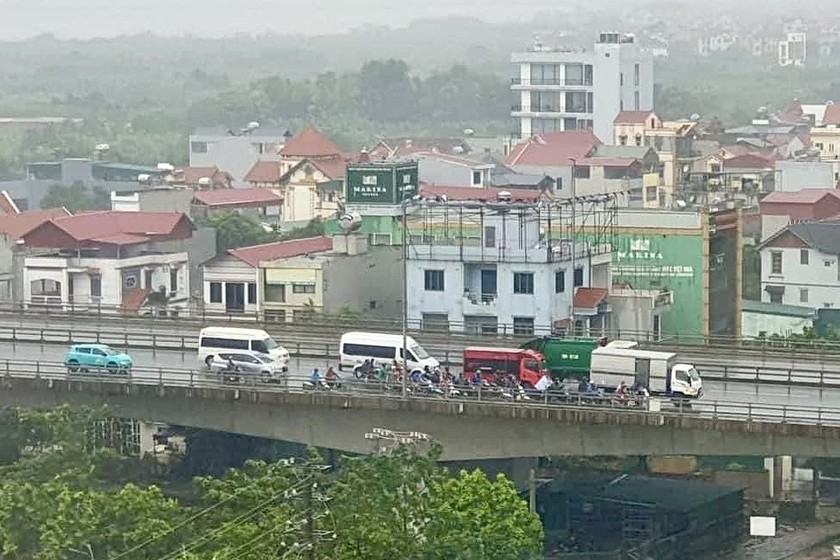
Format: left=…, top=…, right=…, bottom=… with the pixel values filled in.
left=339, top=332, right=439, bottom=372
left=198, top=327, right=290, bottom=366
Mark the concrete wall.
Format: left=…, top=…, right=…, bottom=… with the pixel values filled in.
left=322, top=246, right=402, bottom=319
left=742, top=310, right=814, bottom=337
left=776, top=161, right=835, bottom=191
left=202, top=255, right=259, bottom=313
left=418, top=157, right=488, bottom=187
left=189, top=133, right=283, bottom=187
left=4, top=378, right=840, bottom=460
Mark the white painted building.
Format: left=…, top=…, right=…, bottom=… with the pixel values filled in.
left=189, top=127, right=290, bottom=187
left=511, top=32, right=654, bottom=144
left=779, top=32, right=807, bottom=67
left=406, top=207, right=612, bottom=335
left=759, top=220, right=840, bottom=309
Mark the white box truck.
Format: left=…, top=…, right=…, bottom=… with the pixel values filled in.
left=589, top=347, right=703, bottom=399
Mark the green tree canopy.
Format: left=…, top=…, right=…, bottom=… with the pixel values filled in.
left=200, top=211, right=277, bottom=253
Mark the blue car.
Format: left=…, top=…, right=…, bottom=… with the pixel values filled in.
left=64, top=344, right=133, bottom=374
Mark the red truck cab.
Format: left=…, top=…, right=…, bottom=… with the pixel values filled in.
left=462, top=347, right=547, bottom=388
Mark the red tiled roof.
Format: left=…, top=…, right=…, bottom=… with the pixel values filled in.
left=279, top=127, right=340, bottom=158
left=245, top=161, right=282, bottom=184
left=310, top=156, right=348, bottom=180
left=613, top=110, right=655, bottom=124
left=723, top=153, right=775, bottom=169
left=0, top=191, right=19, bottom=215
left=193, top=187, right=282, bottom=209
left=506, top=130, right=601, bottom=167
left=227, top=236, right=333, bottom=267
left=170, top=166, right=232, bottom=187
left=22, top=211, right=192, bottom=247
left=420, top=185, right=545, bottom=202
left=121, top=288, right=150, bottom=313
left=574, top=287, right=608, bottom=309
left=0, top=207, right=71, bottom=240
left=823, top=104, right=840, bottom=127
left=761, top=189, right=840, bottom=205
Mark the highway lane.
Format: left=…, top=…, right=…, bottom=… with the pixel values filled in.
left=8, top=340, right=840, bottom=414
left=7, top=315, right=840, bottom=381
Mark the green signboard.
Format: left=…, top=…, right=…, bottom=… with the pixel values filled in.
left=346, top=163, right=418, bottom=205
left=611, top=233, right=705, bottom=337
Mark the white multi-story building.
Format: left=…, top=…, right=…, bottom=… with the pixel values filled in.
left=189, top=127, right=290, bottom=187
left=406, top=205, right=613, bottom=335
left=511, top=32, right=654, bottom=144
left=779, top=32, right=807, bottom=67
left=759, top=220, right=840, bottom=309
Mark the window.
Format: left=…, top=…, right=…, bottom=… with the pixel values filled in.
left=513, top=272, right=534, bottom=294
left=634, top=63, right=640, bottom=86
left=424, top=270, right=445, bottom=291
left=826, top=302, right=835, bottom=309
left=247, top=282, right=257, bottom=304
left=190, top=141, right=208, bottom=153
left=169, top=269, right=178, bottom=293
left=619, top=135, right=628, bottom=146
left=826, top=260, right=833, bottom=267
left=634, top=91, right=640, bottom=110
left=90, top=276, right=102, bottom=298
left=574, top=267, right=584, bottom=287
left=646, top=186, right=657, bottom=202
left=200, top=336, right=249, bottom=350
left=800, top=288, right=809, bottom=303
left=422, top=313, right=449, bottom=332
left=513, top=317, right=535, bottom=335
left=209, top=282, right=222, bottom=303
left=771, top=251, right=782, bottom=274
left=484, top=226, right=496, bottom=248
left=292, top=283, right=316, bottom=294
left=472, top=170, right=482, bottom=186
left=265, top=284, right=286, bottom=302
left=555, top=270, right=566, bottom=293
left=767, top=286, right=784, bottom=304
left=573, top=166, right=590, bottom=179
left=342, top=343, right=397, bottom=360
left=800, top=249, right=809, bottom=265
left=584, top=64, right=593, bottom=86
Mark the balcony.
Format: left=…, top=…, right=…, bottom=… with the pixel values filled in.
left=511, top=104, right=566, bottom=117
left=462, top=291, right=498, bottom=315
left=510, top=77, right=593, bottom=89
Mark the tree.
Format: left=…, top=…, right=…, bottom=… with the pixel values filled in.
left=425, top=469, right=544, bottom=560
left=39, top=183, right=111, bottom=212
left=357, top=59, right=415, bottom=122
left=200, top=211, right=278, bottom=253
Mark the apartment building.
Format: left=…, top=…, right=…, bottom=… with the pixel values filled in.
left=189, top=127, right=291, bottom=186
left=511, top=32, right=654, bottom=144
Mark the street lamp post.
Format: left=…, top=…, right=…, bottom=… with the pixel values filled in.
left=401, top=199, right=409, bottom=398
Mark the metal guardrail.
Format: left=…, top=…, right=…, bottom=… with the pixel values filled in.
left=3, top=300, right=840, bottom=357
left=5, top=325, right=840, bottom=389
left=3, top=359, right=840, bottom=428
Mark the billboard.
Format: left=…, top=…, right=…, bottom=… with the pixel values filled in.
left=346, top=163, right=418, bottom=205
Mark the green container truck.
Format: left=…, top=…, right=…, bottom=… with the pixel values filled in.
left=520, top=336, right=608, bottom=379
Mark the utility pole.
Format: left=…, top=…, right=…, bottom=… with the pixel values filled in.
left=528, top=467, right=552, bottom=515
left=569, top=157, right=577, bottom=335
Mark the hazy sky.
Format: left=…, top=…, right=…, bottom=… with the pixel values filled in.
left=0, top=0, right=587, bottom=40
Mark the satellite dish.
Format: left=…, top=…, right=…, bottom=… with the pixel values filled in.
left=463, top=128, right=475, bottom=136
left=94, top=143, right=110, bottom=152
left=137, top=174, right=151, bottom=183
left=690, top=113, right=700, bottom=121
left=452, top=146, right=465, bottom=154
left=157, top=163, right=175, bottom=172
left=338, top=212, right=363, bottom=233
left=247, top=121, right=260, bottom=131
left=198, top=177, right=212, bottom=187
left=497, top=190, right=512, bottom=202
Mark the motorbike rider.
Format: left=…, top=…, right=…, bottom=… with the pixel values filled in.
left=324, top=366, right=339, bottom=388
left=309, top=368, right=322, bottom=388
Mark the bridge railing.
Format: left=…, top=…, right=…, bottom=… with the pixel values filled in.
left=5, top=326, right=840, bottom=389
left=1, top=299, right=840, bottom=357
left=5, top=359, right=840, bottom=428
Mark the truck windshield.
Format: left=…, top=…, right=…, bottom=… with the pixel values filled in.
left=411, top=344, right=430, bottom=360
left=262, top=338, right=279, bottom=351
left=688, top=367, right=700, bottom=381
left=524, top=359, right=541, bottom=372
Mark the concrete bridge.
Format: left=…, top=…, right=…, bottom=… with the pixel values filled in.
left=2, top=376, right=840, bottom=461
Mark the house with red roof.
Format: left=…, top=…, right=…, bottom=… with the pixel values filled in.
left=202, top=236, right=334, bottom=315
left=191, top=187, right=283, bottom=220
left=810, top=103, right=840, bottom=164
left=413, top=151, right=495, bottom=188
left=759, top=189, right=840, bottom=241
left=505, top=130, right=602, bottom=195
left=18, top=211, right=198, bottom=314
left=277, top=127, right=351, bottom=223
